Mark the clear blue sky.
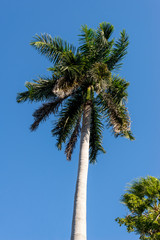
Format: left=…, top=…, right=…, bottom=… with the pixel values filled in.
left=1, top=0, right=160, bottom=239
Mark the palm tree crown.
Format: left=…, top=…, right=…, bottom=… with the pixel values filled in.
left=17, top=22, right=134, bottom=163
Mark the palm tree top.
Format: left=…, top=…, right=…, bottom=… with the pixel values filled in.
left=17, top=22, right=134, bottom=163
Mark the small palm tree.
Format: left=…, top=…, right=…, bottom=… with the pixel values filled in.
left=17, top=22, right=134, bottom=240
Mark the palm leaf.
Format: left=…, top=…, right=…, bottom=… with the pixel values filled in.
left=94, top=23, right=114, bottom=62
left=30, top=98, right=65, bottom=131
left=16, top=77, right=56, bottom=103
left=65, top=117, right=81, bottom=161
left=106, top=30, right=129, bottom=70
left=51, top=88, right=85, bottom=150
left=51, top=51, right=85, bottom=81
left=97, top=75, right=134, bottom=140
left=97, top=92, right=134, bottom=140
left=107, top=75, right=129, bottom=104
left=78, top=25, right=96, bottom=62
left=89, top=99, right=106, bottom=163
left=30, top=33, right=76, bottom=64
left=98, top=22, right=114, bottom=41
left=95, top=22, right=114, bottom=53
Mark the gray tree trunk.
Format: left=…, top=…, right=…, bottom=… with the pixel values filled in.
left=71, top=103, right=91, bottom=240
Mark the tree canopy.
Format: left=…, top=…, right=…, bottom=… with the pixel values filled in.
left=116, top=176, right=160, bottom=240
left=17, top=22, right=134, bottom=163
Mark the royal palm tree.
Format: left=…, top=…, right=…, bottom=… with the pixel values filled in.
left=17, top=22, right=134, bottom=240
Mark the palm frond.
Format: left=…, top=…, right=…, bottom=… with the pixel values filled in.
left=53, top=51, right=85, bottom=81
left=78, top=23, right=114, bottom=64
left=107, top=75, right=129, bottom=104
left=78, top=25, right=96, bottom=62
left=65, top=117, right=81, bottom=161
left=97, top=76, right=134, bottom=140
left=30, top=98, right=65, bottom=131
left=95, top=22, right=114, bottom=51
left=98, top=22, right=114, bottom=41
left=16, top=77, right=56, bottom=103
left=51, top=88, right=85, bottom=150
left=16, top=89, right=30, bottom=103
left=97, top=92, right=134, bottom=140
left=30, top=33, right=76, bottom=64
left=106, top=30, right=129, bottom=70
left=89, top=99, right=106, bottom=164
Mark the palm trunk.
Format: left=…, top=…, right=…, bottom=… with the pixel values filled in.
left=71, top=103, right=91, bottom=240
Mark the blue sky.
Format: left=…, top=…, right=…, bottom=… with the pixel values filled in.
left=1, top=0, right=160, bottom=239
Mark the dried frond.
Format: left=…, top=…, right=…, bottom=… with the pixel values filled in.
left=97, top=91, right=133, bottom=139
left=52, top=77, right=78, bottom=98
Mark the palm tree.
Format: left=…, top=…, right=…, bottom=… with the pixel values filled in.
left=17, top=22, right=134, bottom=240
